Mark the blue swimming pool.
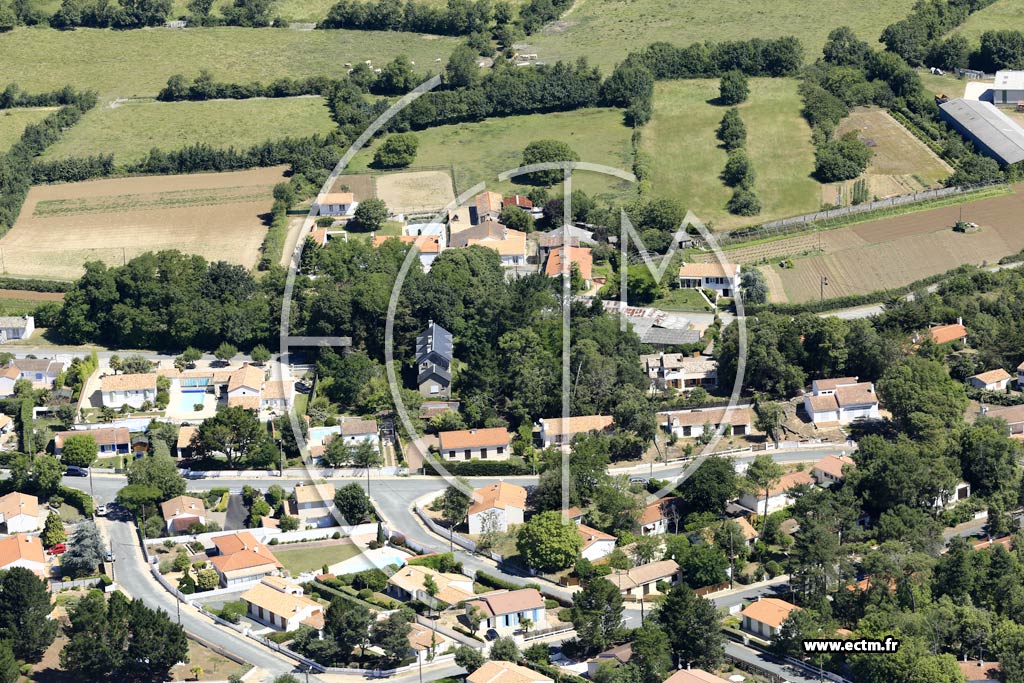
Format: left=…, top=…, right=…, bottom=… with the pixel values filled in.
left=309, top=426, right=341, bottom=442
left=177, top=390, right=206, bottom=412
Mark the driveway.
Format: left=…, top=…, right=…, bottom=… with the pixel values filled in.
left=224, top=494, right=248, bottom=531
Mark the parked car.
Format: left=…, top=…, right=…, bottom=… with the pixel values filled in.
left=95, top=504, right=107, bottom=516
left=65, top=466, right=88, bottom=477
left=485, top=629, right=499, bottom=641
left=47, top=543, right=66, bottom=555
left=105, top=550, right=115, bottom=562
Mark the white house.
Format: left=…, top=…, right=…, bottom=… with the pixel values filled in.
left=160, top=495, right=207, bottom=534
left=292, top=483, right=337, bottom=527
left=969, top=368, right=1012, bottom=392
left=741, top=597, right=800, bottom=638
left=0, top=316, right=34, bottom=343
left=803, top=377, right=880, bottom=425
left=241, top=576, right=325, bottom=632
left=314, top=191, right=357, bottom=217
left=100, top=372, right=158, bottom=409
left=659, top=406, right=753, bottom=438
left=210, top=531, right=282, bottom=587
left=985, top=404, right=1024, bottom=437
left=641, top=353, right=718, bottom=392
left=993, top=70, right=1024, bottom=107
left=11, top=358, right=64, bottom=388
left=812, top=454, right=856, bottom=487
left=608, top=560, right=680, bottom=600
left=738, top=470, right=815, bottom=515
left=452, top=220, right=527, bottom=268
left=337, top=418, right=380, bottom=451
left=638, top=497, right=680, bottom=536
left=407, top=622, right=451, bottom=665
left=0, top=492, right=40, bottom=533
left=0, top=534, right=46, bottom=578
left=437, top=427, right=512, bottom=461
left=260, top=379, right=295, bottom=413
left=467, top=482, right=526, bottom=535
left=227, top=364, right=264, bottom=402
left=55, top=427, right=130, bottom=456
left=678, top=262, right=741, bottom=298
left=0, top=367, right=17, bottom=398
left=466, top=589, right=546, bottom=636
left=579, top=523, right=616, bottom=561
left=373, top=234, right=443, bottom=270
left=935, top=481, right=972, bottom=510
left=537, top=415, right=614, bottom=448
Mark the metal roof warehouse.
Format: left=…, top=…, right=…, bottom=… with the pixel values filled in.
left=939, top=98, right=1024, bottom=166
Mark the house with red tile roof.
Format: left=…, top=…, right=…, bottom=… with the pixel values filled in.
left=468, top=482, right=527, bottom=535
left=537, top=415, right=614, bottom=448
left=968, top=368, right=1012, bottom=391
left=638, top=497, right=680, bottom=535
left=437, top=427, right=512, bottom=461
left=812, top=454, right=856, bottom=487
left=803, top=377, right=880, bottom=425
left=0, top=534, right=46, bottom=578
left=161, top=495, right=207, bottom=535
left=210, top=531, right=282, bottom=587
left=465, top=588, right=546, bottom=636
left=678, top=262, right=741, bottom=298
left=741, top=597, right=800, bottom=638
left=241, top=576, right=324, bottom=632
left=738, top=471, right=815, bottom=515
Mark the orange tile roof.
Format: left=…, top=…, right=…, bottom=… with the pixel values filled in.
left=319, top=192, right=354, bottom=204
left=608, top=559, right=679, bottom=590
left=469, top=482, right=527, bottom=516
left=741, top=597, right=800, bottom=629
left=0, top=534, right=45, bottom=568
left=958, top=660, right=1000, bottom=682
left=211, top=550, right=281, bottom=573
left=0, top=366, right=19, bottom=380
left=971, top=368, right=1012, bottom=384
left=662, top=406, right=753, bottom=427
left=372, top=234, right=442, bottom=254
left=438, top=427, right=511, bottom=451
left=228, top=364, right=264, bottom=393
left=467, top=661, right=552, bottom=683
left=466, top=228, right=526, bottom=257
left=55, top=427, right=129, bottom=449
left=468, top=588, right=545, bottom=618
left=211, top=531, right=281, bottom=567
left=639, top=497, right=677, bottom=526
left=309, top=228, right=329, bottom=247
left=735, top=516, right=759, bottom=541
left=812, top=377, right=859, bottom=391
left=228, top=395, right=260, bottom=410
left=100, top=372, right=157, bottom=392
left=678, top=262, right=740, bottom=279
left=929, top=323, right=967, bottom=345
left=814, top=454, right=855, bottom=480
left=764, top=471, right=815, bottom=497
left=540, top=415, right=614, bottom=437
left=261, top=379, right=294, bottom=400
left=578, top=523, right=615, bottom=551
left=240, top=578, right=322, bottom=620
left=294, top=483, right=335, bottom=505
left=544, top=246, right=593, bottom=282
left=408, top=622, right=448, bottom=651
left=474, top=191, right=503, bottom=216
left=160, top=496, right=206, bottom=522
left=986, top=404, right=1024, bottom=425
left=808, top=394, right=839, bottom=412
left=176, top=425, right=197, bottom=450
left=503, top=195, right=533, bottom=210
left=835, top=382, right=877, bottom=407
left=664, top=670, right=731, bottom=683
left=0, top=492, right=39, bottom=520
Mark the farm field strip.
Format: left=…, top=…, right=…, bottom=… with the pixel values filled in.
left=949, top=0, right=1024, bottom=42
left=0, top=167, right=287, bottom=279
left=761, top=187, right=1024, bottom=302
left=34, top=186, right=275, bottom=217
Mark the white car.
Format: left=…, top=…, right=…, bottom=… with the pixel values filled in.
left=95, top=504, right=107, bottom=516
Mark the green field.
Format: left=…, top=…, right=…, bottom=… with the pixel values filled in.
left=950, top=0, right=1024, bottom=42
left=346, top=107, right=635, bottom=199
left=0, top=107, right=55, bottom=153
left=524, top=0, right=918, bottom=72
left=652, top=288, right=714, bottom=312
left=641, top=78, right=820, bottom=231
left=274, top=543, right=361, bottom=575
left=0, top=27, right=458, bottom=100
left=40, top=97, right=336, bottom=163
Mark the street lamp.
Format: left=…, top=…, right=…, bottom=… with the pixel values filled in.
left=819, top=275, right=829, bottom=303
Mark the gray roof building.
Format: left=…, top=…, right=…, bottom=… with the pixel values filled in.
left=415, top=321, right=453, bottom=397
left=939, top=98, right=1024, bottom=166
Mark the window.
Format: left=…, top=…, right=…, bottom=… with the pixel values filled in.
left=497, top=446, right=504, bottom=455
left=430, top=385, right=439, bottom=394
left=464, top=450, right=471, bottom=460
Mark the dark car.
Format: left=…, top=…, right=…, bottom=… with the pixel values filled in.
left=65, top=466, right=88, bottom=477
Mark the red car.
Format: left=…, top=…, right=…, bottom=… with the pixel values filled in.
left=47, top=543, right=66, bottom=555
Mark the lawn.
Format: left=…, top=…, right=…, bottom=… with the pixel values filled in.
left=0, top=27, right=458, bottom=100
left=40, top=97, right=336, bottom=164
left=642, top=78, right=820, bottom=231
left=950, top=0, right=1024, bottom=42
left=0, top=107, right=55, bottom=153
left=274, top=542, right=362, bottom=576
left=653, top=287, right=715, bottom=312
left=523, top=0, right=918, bottom=72
left=346, top=107, right=635, bottom=201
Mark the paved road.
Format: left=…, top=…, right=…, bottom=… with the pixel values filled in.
left=102, top=515, right=311, bottom=683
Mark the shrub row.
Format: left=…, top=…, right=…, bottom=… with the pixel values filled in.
left=475, top=570, right=542, bottom=593
left=421, top=458, right=534, bottom=476
left=59, top=485, right=95, bottom=516
left=0, top=277, right=71, bottom=293
left=1, top=84, right=98, bottom=110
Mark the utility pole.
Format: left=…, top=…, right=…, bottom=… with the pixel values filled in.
left=820, top=274, right=829, bottom=303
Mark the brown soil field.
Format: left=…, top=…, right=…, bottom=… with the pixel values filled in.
left=331, top=173, right=375, bottom=201
left=373, top=170, right=455, bottom=215
left=1, top=167, right=286, bottom=279
left=762, top=187, right=1024, bottom=303
left=0, top=289, right=64, bottom=301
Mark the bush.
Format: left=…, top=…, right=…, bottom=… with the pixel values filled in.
left=357, top=588, right=373, bottom=600
left=158, top=560, right=174, bottom=574
left=727, top=187, right=762, bottom=216
left=814, top=130, right=872, bottom=182
left=722, top=149, right=755, bottom=187
left=372, top=133, right=419, bottom=168
left=719, top=69, right=749, bottom=104
left=58, top=486, right=94, bottom=516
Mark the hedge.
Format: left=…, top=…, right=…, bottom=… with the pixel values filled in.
left=0, top=277, right=71, bottom=293
left=422, top=458, right=534, bottom=476
left=18, top=399, right=33, bottom=455
left=59, top=485, right=95, bottom=516
left=475, top=570, right=542, bottom=593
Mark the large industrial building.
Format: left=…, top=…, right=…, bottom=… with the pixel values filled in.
left=939, top=98, right=1024, bottom=166
left=993, top=70, right=1024, bottom=107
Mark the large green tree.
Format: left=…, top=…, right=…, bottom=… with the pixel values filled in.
left=520, top=139, right=580, bottom=186
left=516, top=511, right=583, bottom=572
left=126, top=452, right=186, bottom=499
left=655, top=585, right=723, bottom=671
left=60, top=433, right=99, bottom=468
left=193, top=405, right=269, bottom=468
left=568, top=578, right=624, bottom=655
left=0, top=567, right=57, bottom=661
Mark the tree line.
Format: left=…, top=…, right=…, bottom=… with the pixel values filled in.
left=879, top=0, right=998, bottom=68
left=319, top=0, right=495, bottom=35
left=41, top=0, right=280, bottom=29
left=0, top=83, right=97, bottom=109
left=0, top=90, right=97, bottom=234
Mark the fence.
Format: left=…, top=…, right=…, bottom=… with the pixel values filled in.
left=712, top=181, right=1006, bottom=247
left=50, top=576, right=105, bottom=591
left=143, top=522, right=381, bottom=548
left=181, top=466, right=407, bottom=479
left=413, top=505, right=505, bottom=563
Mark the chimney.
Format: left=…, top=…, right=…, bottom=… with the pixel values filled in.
left=692, top=350, right=700, bottom=358
left=957, top=316, right=963, bottom=325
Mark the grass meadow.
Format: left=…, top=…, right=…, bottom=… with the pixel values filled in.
left=950, top=0, right=1024, bottom=42
left=641, top=78, right=820, bottom=231
left=0, top=107, right=55, bottom=153
left=346, top=107, right=635, bottom=200
left=525, top=0, right=918, bottom=72
left=40, top=96, right=336, bottom=163
left=0, top=27, right=458, bottom=100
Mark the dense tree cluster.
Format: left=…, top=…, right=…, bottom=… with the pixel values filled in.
left=879, top=0, right=998, bottom=66
left=157, top=71, right=343, bottom=101
left=56, top=252, right=277, bottom=350
left=320, top=0, right=494, bottom=35
left=50, top=0, right=172, bottom=29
